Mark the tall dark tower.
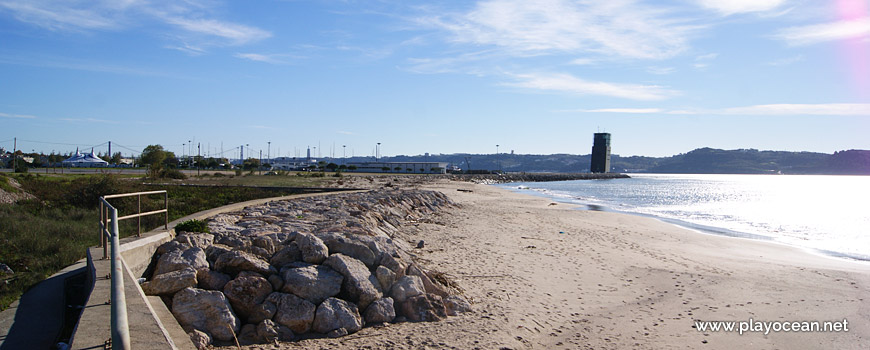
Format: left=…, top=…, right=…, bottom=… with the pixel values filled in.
left=590, top=133, right=611, bottom=173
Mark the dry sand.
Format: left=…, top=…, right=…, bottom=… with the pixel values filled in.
left=240, top=180, right=869, bottom=350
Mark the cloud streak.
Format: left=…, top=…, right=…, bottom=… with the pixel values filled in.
left=696, top=0, right=786, bottom=16
left=573, top=103, right=870, bottom=116
left=506, top=73, right=679, bottom=101
left=775, top=17, right=870, bottom=45
left=0, top=112, right=37, bottom=119
left=420, top=0, right=699, bottom=60
left=0, top=0, right=271, bottom=47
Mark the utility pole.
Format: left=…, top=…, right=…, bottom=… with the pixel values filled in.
left=267, top=141, right=271, bottom=163
left=342, top=145, right=346, bottom=164
left=197, top=143, right=201, bottom=176
left=259, top=150, right=262, bottom=175
left=496, top=144, right=500, bottom=173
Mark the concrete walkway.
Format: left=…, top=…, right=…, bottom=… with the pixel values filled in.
left=0, top=189, right=368, bottom=350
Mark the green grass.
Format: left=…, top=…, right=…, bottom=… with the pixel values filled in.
left=0, top=173, right=330, bottom=310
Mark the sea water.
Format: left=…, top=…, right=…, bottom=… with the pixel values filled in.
left=497, top=174, right=870, bottom=261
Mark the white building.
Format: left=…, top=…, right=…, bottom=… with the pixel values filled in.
left=347, top=161, right=447, bottom=174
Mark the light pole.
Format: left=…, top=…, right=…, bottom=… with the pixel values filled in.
left=496, top=144, right=500, bottom=173
left=187, top=140, right=192, bottom=168
left=182, top=143, right=186, bottom=167
left=376, top=143, right=381, bottom=161
left=267, top=141, right=271, bottom=163
left=342, top=145, right=346, bottom=164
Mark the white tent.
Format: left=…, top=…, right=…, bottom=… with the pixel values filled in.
left=62, top=148, right=108, bottom=167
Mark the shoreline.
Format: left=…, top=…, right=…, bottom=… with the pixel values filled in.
left=496, top=179, right=870, bottom=263
left=251, top=179, right=868, bottom=350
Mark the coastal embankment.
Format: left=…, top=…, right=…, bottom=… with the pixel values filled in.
left=452, top=172, right=629, bottom=184
left=261, top=179, right=868, bottom=350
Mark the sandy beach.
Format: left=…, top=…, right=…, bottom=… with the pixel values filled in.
left=237, top=180, right=869, bottom=350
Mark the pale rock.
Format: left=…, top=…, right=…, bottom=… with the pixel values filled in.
left=171, top=287, right=240, bottom=342
left=297, top=232, right=328, bottom=264
left=223, top=275, right=273, bottom=323
left=280, top=265, right=342, bottom=304
left=204, top=244, right=233, bottom=266
left=267, top=292, right=316, bottom=334
left=176, top=232, right=214, bottom=249
left=363, top=297, right=395, bottom=324
left=323, top=254, right=382, bottom=310
left=270, top=242, right=301, bottom=268
left=214, top=250, right=274, bottom=276
left=406, top=263, right=448, bottom=297
left=319, top=234, right=376, bottom=268
left=312, top=297, right=363, bottom=334
left=156, top=240, right=190, bottom=255
left=389, top=275, right=425, bottom=303
left=154, top=247, right=208, bottom=276
left=375, top=265, right=396, bottom=292
left=142, top=267, right=197, bottom=295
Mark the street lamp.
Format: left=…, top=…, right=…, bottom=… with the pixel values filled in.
left=496, top=144, right=500, bottom=173
left=376, top=143, right=381, bottom=161
left=267, top=141, right=271, bottom=162
left=342, top=145, right=346, bottom=164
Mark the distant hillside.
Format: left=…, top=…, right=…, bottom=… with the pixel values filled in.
left=326, top=148, right=870, bottom=175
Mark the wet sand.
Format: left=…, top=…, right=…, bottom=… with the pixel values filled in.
left=241, top=180, right=870, bottom=350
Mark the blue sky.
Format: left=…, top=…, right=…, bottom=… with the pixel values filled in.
left=1, top=0, right=869, bottom=158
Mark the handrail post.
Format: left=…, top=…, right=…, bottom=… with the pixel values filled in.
left=110, top=208, right=131, bottom=350
left=137, top=194, right=141, bottom=237
left=164, top=191, right=168, bottom=231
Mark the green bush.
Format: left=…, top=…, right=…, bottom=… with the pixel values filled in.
left=175, top=219, right=210, bottom=233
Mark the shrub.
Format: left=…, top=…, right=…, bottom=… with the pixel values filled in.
left=175, top=219, right=210, bottom=233
left=161, top=169, right=187, bottom=179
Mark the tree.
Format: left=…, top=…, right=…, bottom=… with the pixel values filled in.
left=140, top=145, right=168, bottom=178
left=347, top=165, right=357, bottom=171
left=243, top=158, right=260, bottom=170
left=111, top=152, right=122, bottom=165
left=326, top=163, right=338, bottom=171
left=394, top=166, right=402, bottom=172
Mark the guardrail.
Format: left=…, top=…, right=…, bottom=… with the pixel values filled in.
left=97, top=190, right=169, bottom=350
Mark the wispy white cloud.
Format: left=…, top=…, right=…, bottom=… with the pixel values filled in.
left=0, top=0, right=121, bottom=31
left=572, top=103, right=870, bottom=116
left=696, top=0, right=786, bottom=16
left=419, top=0, right=700, bottom=60
left=0, top=0, right=271, bottom=47
left=774, top=17, right=870, bottom=45
left=60, top=117, right=120, bottom=124
left=162, top=16, right=271, bottom=45
left=0, top=112, right=37, bottom=119
left=647, top=66, right=676, bottom=75
left=505, top=73, right=680, bottom=101
left=766, top=54, right=804, bottom=66
left=721, top=103, right=870, bottom=115
left=337, top=130, right=355, bottom=135
left=235, top=53, right=289, bottom=65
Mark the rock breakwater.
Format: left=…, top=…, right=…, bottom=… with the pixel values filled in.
left=140, top=189, right=469, bottom=348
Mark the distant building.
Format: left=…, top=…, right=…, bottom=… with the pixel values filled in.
left=590, top=133, right=611, bottom=173
left=347, top=161, right=448, bottom=174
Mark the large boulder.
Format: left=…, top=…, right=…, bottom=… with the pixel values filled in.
left=280, top=265, right=343, bottom=304
left=171, top=288, right=240, bottom=342
left=197, top=269, right=231, bottom=291
left=154, top=247, right=208, bottom=276
left=267, top=292, right=316, bottom=334
left=389, top=275, right=425, bottom=303
left=142, top=267, right=197, bottom=295
left=406, top=264, right=448, bottom=297
left=156, top=240, right=190, bottom=255
left=176, top=232, right=214, bottom=249
left=247, top=300, right=277, bottom=324
left=363, top=297, right=395, bottom=324
left=399, top=293, right=448, bottom=322
left=188, top=330, right=211, bottom=350
left=374, top=265, right=396, bottom=292
left=270, top=242, right=301, bottom=267
left=312, top=297, right=363, bottom=334
left=323, top=254, right=382, bottom=310
left=223, top=275, right=273, bottom=323
left=319, top=235, right=377, bottom=268
left=204, top=244, right=233, bottom=266
left=256, top=319, right=293, bottom=343
left=297, top=232, right=328, bottom=264
left=214, top=250, right=274, bottom=276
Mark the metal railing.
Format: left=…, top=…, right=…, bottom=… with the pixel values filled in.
left=97, top=190, right=168, bottom=350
